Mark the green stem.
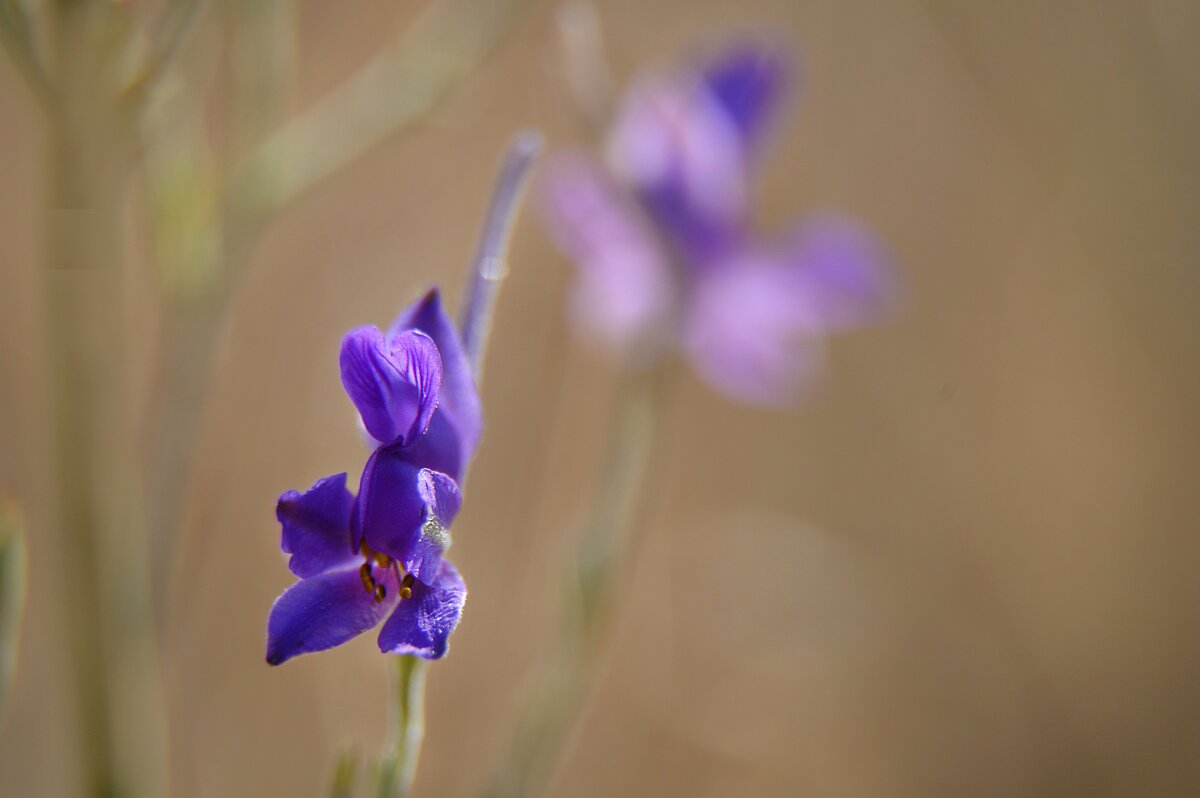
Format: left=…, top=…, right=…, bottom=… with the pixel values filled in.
left=43, top=4, right=166, bottom=796
left=481, top=367, right=664, bottom=798
left=377, top=655, right=429, bottom=798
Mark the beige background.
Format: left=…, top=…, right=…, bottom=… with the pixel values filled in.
left=2, top=0, right=1199, bottom=795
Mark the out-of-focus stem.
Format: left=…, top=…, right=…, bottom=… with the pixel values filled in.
left=44, top=5, right=167, bottom=796
left=231, top=0, right=535, bottom=217
left=44, top=19, right=128, bottom=798
left=481, top=367, right=663, bottom=798
left=146, top=0, right=296, bottom=617
left=461, top=130, right=542, bottom=380
left=555, top=1, right=615, bottom=131
left=122, top=0, right=207, bottom=107
left=0, top=0, right=52, bottom=108
left=375, top=131, right=540, bottom=798
left=0, top=494, right=27, bottom=722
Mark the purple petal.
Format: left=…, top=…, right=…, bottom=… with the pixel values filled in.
left=356, top=446, right=460, bottom=584
left=388, top=290, right=483, bottom=463
left=277, top=473, right=357, bottom=579
left=605, top=75, right=747, bottom=249
left=400, top=408, right=465, bottom=482
left=377, top=559, right=467, bottom=659
left=701, top=43, right=791, bottom=150
left=265, top=564, right=399, bottom=666
left=539, top=154, right=674, bottom=348
left=339, top=326, right=443, bottom=446
left=683, top=252, right=827, bottom=405
left=784, top=214, right=895, bottom=329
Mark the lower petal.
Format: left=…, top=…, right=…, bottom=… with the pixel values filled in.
left=377, top=560, right=467, bottom=659
left=684, top=261, right=825, bottom=405
left=265, top=564, right=399, bottom=666
left=357, top=446, right=459, bottom=584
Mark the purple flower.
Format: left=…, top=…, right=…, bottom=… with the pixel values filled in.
left=266, top=290, right=479, bottom=665
left=540, top=42, right=893, bottom=404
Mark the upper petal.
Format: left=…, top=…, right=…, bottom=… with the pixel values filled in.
left=377, top=559, right=467, bottom=659
left=539, top=153, right=674, bottom=349
left=700, top=42, right=791, bottom=151
left=265, top=563, right=399, bottom=666
left=356, top=446, right=461, bottom=585
left=388, top=290, right=482, bottom=463
left=605, top=74, right=747, bottom=255
left=340, top=326, right=443, bottom=446
left=277, top=473, right=357, bottom=578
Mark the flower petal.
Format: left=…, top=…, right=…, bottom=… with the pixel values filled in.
left=683, top=251, right=827, bottom=405
left=784, top=214, right=896, bottom=330
left=265, top=564, right=399, bottom=666
left=356, top=446, right=460, bottom=584
left=388, top=290, right=482, bottom=463
left=701, top=43, right=790, bottom=151
left=605, top=75, right=747, bottom=255
left=377, top=559, right=467, bottom=659
left=340, top=326, right=443, bottom=446
left=539, top=154, right=674, bottom=349
left=277, top=473, right=357, bottom=579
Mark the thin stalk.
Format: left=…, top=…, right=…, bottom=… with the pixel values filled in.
left=376, top=655, right=429, bottom=798
left=481, top=367, right=664, bottom=798
left=43, top=5, right=167, bottom=796
left=231, top=0, right=535, bottom=218
left=43, top=6, right=130, bottom=795
left=375, top=131, right=540, bottom=798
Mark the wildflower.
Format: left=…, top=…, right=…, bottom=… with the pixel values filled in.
left=266, top=291, right=479, bottom=664
left=541, top=42, right=893, bottom=404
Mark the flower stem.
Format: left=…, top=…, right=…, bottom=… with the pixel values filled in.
left=376, top=655, right=429, bottom=798
left=481, top=367, right=665, bottom=798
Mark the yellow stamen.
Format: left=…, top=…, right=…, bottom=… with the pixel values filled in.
left=374, top=583, right=387, bottom=603
left=399, top=586, right=412, bottom=600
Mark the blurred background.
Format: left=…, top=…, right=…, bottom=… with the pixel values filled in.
left=2, top=0, right=1199, bottom=795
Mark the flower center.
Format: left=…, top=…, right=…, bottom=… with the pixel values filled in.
left=358, top=540, right=416, bottom=603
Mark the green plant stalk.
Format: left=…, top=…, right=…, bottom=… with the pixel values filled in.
left=43, top=4, right=167, bottom=796
left=376, top=655, right=429, bottom=798
left=480, top=366, right=662, bottom=798
left=0, top=495, right=27, bottom=722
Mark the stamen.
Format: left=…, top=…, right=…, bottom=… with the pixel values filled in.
left=374, top=583, right=387, bottom=603
left=359, top=562, right=375, bottom=594
left=374, top=552, right=391, bottom=568
left=399, top=572, right=415, bottom=600
left=360, top=539, right=371, bottom=557
left=401, top=573, right=416, bottom=589
left=399, top=586, right=412, bottom=600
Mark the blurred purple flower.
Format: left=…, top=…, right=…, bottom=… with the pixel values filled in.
left=541, top=42, right=893, bottom=404
left=266, top=290, right=478, bottom=665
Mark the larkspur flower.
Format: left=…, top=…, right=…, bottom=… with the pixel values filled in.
left=266, top=290, right=480, bottom=665
left=541, top=41, right=894, bottom=404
